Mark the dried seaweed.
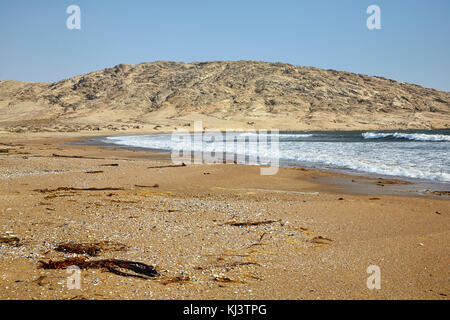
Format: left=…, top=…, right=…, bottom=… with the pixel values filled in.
left=259, top=232, right=267, bottom=242
left=52, top=154, right=103, bottom=160
left=221, top=219, right=281, bottom=227
left=426, top=190, right=450, bottom=196
left=246, top=232, right=268, bottom=248
left=134, top=184, right=159, bottom=188
left=223, top=261, right=260, bottom=268
left=0, top=236, right=20, bottom=246
left=311, top=236, right=333, bottom=244
left=34, top=187, right=124, bottom=193
left=34, top=275, right=48, bottom=286
left=147, top=163, right=186, bottom=169
left=160, top=275, right=191, bottom=285
left=375, top=178, right=413, bottom=186
left=54, top=241, right=127, bottom=257
left=0, top=143, right=24, bottom=147
left=213, top=276, right=246, bottom=284
left=86, top=170, right=104, bottom=174
left=44, top=193, right=74, bottom=200
left=100, top=163, right=119, bottom=167
left=39, top=258, right=159, bottom=279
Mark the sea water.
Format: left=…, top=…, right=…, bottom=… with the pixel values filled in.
left=101, top=130, right=450, bottom=184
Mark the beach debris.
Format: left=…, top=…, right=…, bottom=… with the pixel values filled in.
left=213, top=276, right=246, bottom=284
left=375, top=178, right=413, bottom=186
left=34, top=187, right=124, bottom=193
left=85, top=170, right=104, bottom=174
left=0, top=149, right=9, bottom=153
left=34, top=275, right=48, bottom=286
left=54, top=241, right=128, bottom=257
left=147, top=163, right=186, bottom=169
left=39, top=257, right=159, bottom=279
left=246, top=232, right=268, bottom=248
left=221, top=219, right=281, bottom=227
left=38, top=201, right=52, bottom=206
left=51, top=153, right=104, bottom=160
left=338, top=197, right=344, bottom=200
left=259, top=232, right=267, bottom=242
left=0, top=235, right=20, bottom=246
left=160, top=275, right=191, bottom=285
left=44, top=193, right=74, bottom=200
left=311, top=236, right=333, bottom=244
left=0, top=142, right=23, bottom=147
left=222, top=261, right=260, bottom=269
left=100, top=163, right=119, bottom=167
left=110, top=199, right=138, bottom=204
left=369, top=197, right=381, bottom=200
left=134, top=184, right=159, bottom=188
left=425, top=190, right=450, bottom=196
left=68, top=295, right=89, bottom=300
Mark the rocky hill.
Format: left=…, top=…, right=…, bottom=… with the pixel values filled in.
left=0, top=60, right=449, bottom=133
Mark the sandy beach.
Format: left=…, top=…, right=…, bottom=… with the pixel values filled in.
left=0, top=131, right=448, bottom=300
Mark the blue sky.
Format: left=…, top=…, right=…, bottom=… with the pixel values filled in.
left=0, top=0, right=449, bottom=91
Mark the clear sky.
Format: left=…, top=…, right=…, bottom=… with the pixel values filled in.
left=0, top=0, right=449, bottom=91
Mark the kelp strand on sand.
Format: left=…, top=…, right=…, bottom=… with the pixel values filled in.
left=221, top=220, right=281, bottom=227
left=54, top=241, right=128, bottom=257
left=147, top=163, right=186, bottom=169
left=34, top=187, right=124, bottom=193
left=39, top=257, right=159, bottom=279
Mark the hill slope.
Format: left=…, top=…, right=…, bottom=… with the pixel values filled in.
left=0, top=61, right=449, bottom=132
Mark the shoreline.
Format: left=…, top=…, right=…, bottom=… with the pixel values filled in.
left=0, top=132, right=449, bottom=299
left=74, top=132, right=450, bottom=199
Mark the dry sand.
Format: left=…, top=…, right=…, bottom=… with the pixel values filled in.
left=0, top=131, right=449, bottom=300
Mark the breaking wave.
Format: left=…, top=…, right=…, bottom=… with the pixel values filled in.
left=362, top=132, right=450, bottom=142
left=103, top=131, right=450, bottom=182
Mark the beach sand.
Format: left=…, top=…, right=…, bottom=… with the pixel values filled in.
left=0, top=132, right=448, bottom=300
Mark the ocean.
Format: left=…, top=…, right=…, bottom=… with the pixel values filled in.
left=99, top=130, right=450, bottom=184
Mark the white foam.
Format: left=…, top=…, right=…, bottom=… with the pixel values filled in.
left=362, top=132, right=450, bottom=141
left=104, top=132, right=450, bottom=182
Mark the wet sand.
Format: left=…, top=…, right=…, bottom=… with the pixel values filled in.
left=0, top=133, right=449, bottom=299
